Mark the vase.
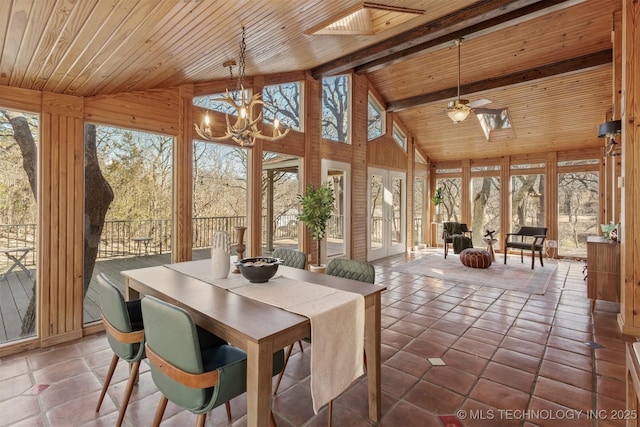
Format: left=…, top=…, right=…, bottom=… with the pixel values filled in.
left=211, top=231, right=231, bottom=279
left=233, top=226, right=247, bottom=273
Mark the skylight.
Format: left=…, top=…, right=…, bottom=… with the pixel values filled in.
left=308, top=3, right=424, bottom=36
left=475, top=108, right=515, bottom=141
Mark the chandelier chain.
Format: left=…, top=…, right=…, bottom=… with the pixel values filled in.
left=238, top=27, right=247, bottom=90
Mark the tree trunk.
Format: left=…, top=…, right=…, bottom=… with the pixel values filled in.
left=471, top=177, right=492, bottom=245
left=83, top=124, right=114, bottom=296
left=9, top=118, right=113, bottom=336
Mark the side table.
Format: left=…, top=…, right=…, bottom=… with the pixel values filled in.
left=482, top=238, right=498, bottom=261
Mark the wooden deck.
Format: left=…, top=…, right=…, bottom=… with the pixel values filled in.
left=0, top=250, right=211, bottom=344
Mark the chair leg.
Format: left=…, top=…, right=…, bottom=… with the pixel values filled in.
left=273, top=343, right=294, bottom=395
left=297, top=340, right=304, bottom=352
left=196, top=413, right=206, bottom=427
left=504, top=248, right=507, bottom=264
left=116, top=360, right=140, bottom=427
left=152, top=395, right=168, bottom=427
left=444, top=242, right=448, bottom=259
left=520, top=249, right=523, bottom=263
left=225, top=401, right=232, bottom=421
left=327, top=400, right=333, bottom=427
left=531, top=251, right=535, bottom=269
left=539, top=249, right=544, bottom=267
left=96, top=353, right=119, bottom=412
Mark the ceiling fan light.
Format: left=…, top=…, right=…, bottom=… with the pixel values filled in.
left=448, top=106, right=470, bottom=123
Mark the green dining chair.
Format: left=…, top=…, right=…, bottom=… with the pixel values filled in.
left=272, top=247, right=306, bottom=269
left=95, top=273, right=145, bottom=427
left=326, top=258, right=376, bottom=284
left=141, top=295, right=284, bottom=427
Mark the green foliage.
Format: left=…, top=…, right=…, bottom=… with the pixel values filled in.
left=297, top=182, right=335, bottom=242
left=431, top=187, right=444, bottom=206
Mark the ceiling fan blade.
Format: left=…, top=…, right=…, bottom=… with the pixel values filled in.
left=468, top=98, right=492, bottom=108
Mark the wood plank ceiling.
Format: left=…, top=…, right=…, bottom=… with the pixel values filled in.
left=0, top=0, right=621, bottom=162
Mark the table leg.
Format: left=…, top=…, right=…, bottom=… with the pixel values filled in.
left=364, top=293, right=382, bottom=422
left=124, top=278, right=140, bottom=301
left=246, top=340, right=273, bottom=427
left=487, top=244, right=495, bottom=261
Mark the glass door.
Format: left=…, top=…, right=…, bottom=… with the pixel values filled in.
left=368, top=167, right=406, bottom=261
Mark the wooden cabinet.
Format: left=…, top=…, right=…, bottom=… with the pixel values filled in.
left=586, top=236, right=620, bottom=311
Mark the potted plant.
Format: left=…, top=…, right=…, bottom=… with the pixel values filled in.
left=431, top=187, right=444, bottom=221
left=297, top=182, right=335, bottom=273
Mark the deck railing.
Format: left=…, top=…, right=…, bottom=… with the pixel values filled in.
left=0, top=215, right=420, bottom=268
left=0, top=215, right=348, bottom=267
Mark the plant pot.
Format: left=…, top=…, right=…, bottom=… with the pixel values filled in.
left=309, top=264, right=326, bottom=274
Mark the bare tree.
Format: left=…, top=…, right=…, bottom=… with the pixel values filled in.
left=1, top=111, right=114, bottom=336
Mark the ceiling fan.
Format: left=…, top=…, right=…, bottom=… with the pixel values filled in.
left=447, top=38, right=491, bottom=124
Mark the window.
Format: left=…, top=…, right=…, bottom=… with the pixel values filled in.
left=435, top=178, right=462, bottom=222
left=476, top=108, right=515, bottom=141
left=415, top=149, right=426, bottom=164
left=510, top=173, right=545, bottom=228
left=192, top=142, right=247, bottom=254
left=414, top=177, right=425, bottom=245
left=0, top=108, right=38, bottom=344
left=392, top=123, right=406, bottom=151
left=323, top=160, right=350, bottom=259
left=471, top=177, right=501, bottom=248
left=261, top=152, right=301, bottom=254
left=322, top=75, right=350, bottom=143
left=558, top=171, right=599, bottom=257
left=367, top=93, right=384, bottom=140
left=193, top=89, right=251, bottom=115
left=263, top=82, right=302, bottom=132
left=85, top=125, right=174, bottom=325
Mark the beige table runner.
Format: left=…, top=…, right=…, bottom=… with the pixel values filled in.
left=164, top=264, right=365, bottom=413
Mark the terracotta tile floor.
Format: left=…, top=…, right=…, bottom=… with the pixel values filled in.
left=0, top=253, right=635, bottom=426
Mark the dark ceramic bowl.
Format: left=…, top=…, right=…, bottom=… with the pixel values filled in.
left=235, top=257, right=281, bottom=283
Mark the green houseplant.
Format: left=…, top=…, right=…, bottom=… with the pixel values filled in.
left=297, top=182, right=335, bottom=268
left=431, top=187, right=444, bottom=220
left=431, top=187, right=444, bottom=207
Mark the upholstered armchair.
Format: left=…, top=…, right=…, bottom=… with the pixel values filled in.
left=504, top=225, right=548, bottom=269
left=442, top=222, right=473, bottom=258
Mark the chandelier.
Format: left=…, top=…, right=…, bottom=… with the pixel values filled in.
left=194, top=27, right=289, bottom=147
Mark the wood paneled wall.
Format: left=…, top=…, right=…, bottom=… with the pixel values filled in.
left=618, top=0, right=640, bottom=336
left=39, top=92, right=85, bottom=346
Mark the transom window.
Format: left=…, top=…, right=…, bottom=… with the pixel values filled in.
left=322, top=74, right=350, bottom=143
left=392, top=123, right=406, bottom=151
left=263, top=82, right=302, bottom=132
left=367, top=93, right=384, bottom=140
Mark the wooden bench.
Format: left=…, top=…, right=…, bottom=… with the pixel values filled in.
left=504, top=226, right=547, bottom=269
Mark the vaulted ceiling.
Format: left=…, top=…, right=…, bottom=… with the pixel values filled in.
left=0, top=0, right=621, bottom=161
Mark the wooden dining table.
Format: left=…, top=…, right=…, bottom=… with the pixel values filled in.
left=122, top=259, right=385, bottom=427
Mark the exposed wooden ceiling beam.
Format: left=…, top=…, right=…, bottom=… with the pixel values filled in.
left=355, top=0, right=588, bottom=74
left=387, top=49, right=612, bottom=112
left=311, top=0, right=587, bottom=79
